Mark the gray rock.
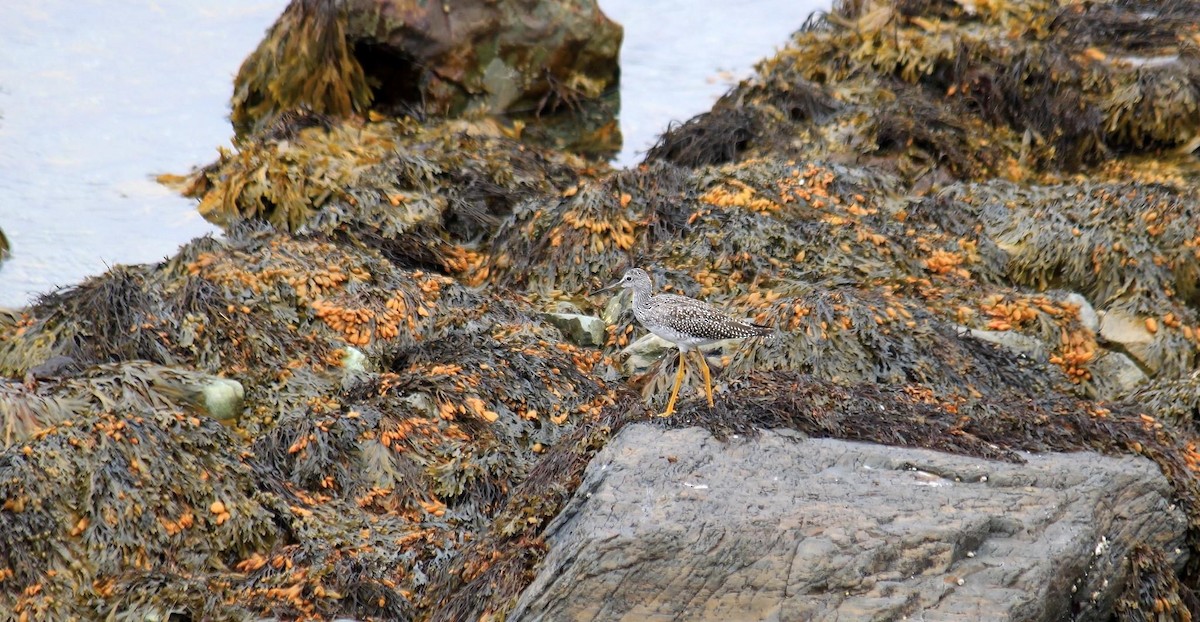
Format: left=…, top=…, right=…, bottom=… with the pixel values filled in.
left=1098, top=309, right=1156, bottom=371
left=200, top=378, right=245, bottom=422
left=512, top=425, right=1187, bottom=622
left=22, top=355, right=81, bottom=385
left=553, top=301, right=584, bottom=315
left=621, top=332, right=751, bottom=376
left=1090, top=351, right=1149, bottom=397
left=543, top=312, right=607, bottom=347
left=620, top=332, right=675, bottom=374
left=401, top=392, right=438, bottom=418
left=1064, top=292, right=1099, bottom=334
left=341, top=346, right=369, bottom=374
left=966, top=327, right=1048, bottom=360
left=601, top=290, right=629, bottom=326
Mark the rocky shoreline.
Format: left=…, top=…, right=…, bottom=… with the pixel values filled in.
left=4, top=0, right=1200, bottom=619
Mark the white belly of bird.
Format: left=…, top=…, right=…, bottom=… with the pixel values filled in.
left=647, top=324, right=715, bottom=351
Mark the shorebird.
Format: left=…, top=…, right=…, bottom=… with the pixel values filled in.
left=597, top=268, right=771, bottom=416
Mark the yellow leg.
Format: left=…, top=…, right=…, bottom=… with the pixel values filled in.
left=661, top=349, right=688, bottom=417
left=695, top=350, right=714, bottom=407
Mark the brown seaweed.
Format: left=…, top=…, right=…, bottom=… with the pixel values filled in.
left=230, top=0, right=372, bottom=137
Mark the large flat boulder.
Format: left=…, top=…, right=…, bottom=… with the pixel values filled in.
left=513, top=424, right=1188, bottom=621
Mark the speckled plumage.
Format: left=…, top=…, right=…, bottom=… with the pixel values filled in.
left=626, top=276, right=772, bottom=350
left=599, top=267, right=772, bottom=416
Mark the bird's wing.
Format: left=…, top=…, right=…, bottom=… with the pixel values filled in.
left=653, top=292, right=719, bottom=310
left=658, top=296, right=770, bottom=340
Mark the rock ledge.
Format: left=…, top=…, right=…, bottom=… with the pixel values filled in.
left=514, top=425, right=1188, bottom=621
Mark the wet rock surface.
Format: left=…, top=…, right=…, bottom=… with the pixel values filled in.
left=514, top=425, right=1188, bottom=622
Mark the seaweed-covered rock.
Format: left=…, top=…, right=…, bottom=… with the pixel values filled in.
left=8, top=0, right=1200, bottom=618
left=1126, top=372, right=1200, bottom=431
left=0, top=221, right=633, bottom=433
left=942, top=182, right=1200, bottom=309
left=645, top=106, right=760, bottom=168
left=231, top=0, right=370, bottom=136
left=513, top=425, right=1188, bottom=621
left=486, top=161, right=695, bottom=296
left=0, top=363, right=280, bottom=619
left=1115, top=544, right=1195, bottom=621
left=343, top=0, right=620, bottom=115
left=231, top=0, right=622, bottom=155
left=487, top=154, right=1193, bottom=402
left=650, top=0, right=1200, bottom=186
left=0, top=206, right=648, bottom=620
left=174, top=117, right=585, bottom=262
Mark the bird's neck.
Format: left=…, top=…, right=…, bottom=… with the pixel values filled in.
left=630, top=286, right=652, bottom=310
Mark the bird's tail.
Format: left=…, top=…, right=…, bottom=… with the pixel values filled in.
left=749, top=322, right=774, bottom=336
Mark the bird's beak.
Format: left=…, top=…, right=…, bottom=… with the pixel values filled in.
left=591, top=280, right=621, bottom=296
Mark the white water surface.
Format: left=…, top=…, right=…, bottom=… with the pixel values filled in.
left=0, top=0, right=829, bottom=307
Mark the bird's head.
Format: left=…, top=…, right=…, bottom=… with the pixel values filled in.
left=595, top=267, right=651, bottom=294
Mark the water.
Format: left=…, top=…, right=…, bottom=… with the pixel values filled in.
left=602, top=0, right=827, bottom=164
left=0, top=0, right=285, bottom=307
left=0, top=0, right=828, bottom=308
